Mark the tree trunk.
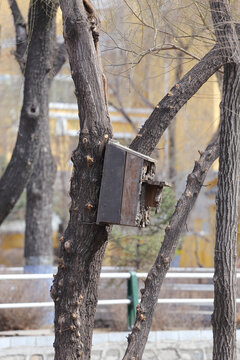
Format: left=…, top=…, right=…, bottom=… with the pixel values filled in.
left=212, top=63, right=240, bottom=360
left=0, top=0, right=57, bottom=224
left=24, top=6, right=58, bottom=272
left=24, top=87, right=57, bottom=272
left=7, top=0, right=67, bottom=272
left=52, top=2, right=112, bottom=359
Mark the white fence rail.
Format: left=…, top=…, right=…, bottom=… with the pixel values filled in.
left=0, top=270, right=240, bottom=309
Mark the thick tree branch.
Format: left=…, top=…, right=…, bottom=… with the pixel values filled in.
left=130, top=45, right=223, bottom=156
left=209, top=0, right=240, bottom=62
left=123, top=130, right=219, bottom=360
left=51, top=42, right=68, bottom=78
left=8, top=0, right=27, bottom=72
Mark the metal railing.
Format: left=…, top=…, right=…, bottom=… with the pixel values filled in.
left=0, top=269, right=240, bottom=328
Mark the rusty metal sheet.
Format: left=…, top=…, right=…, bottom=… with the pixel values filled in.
left=120, top=153, right=143, bottom=226
left=97, top=143, right=126, bottom=225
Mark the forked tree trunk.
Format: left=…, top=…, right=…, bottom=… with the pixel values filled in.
left=0, top=0, right=57, bottom=224
left=212, top=63, right=240, bottom=360
left=7, top=0, right=67, bottom=272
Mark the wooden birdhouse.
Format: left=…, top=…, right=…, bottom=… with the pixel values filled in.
left=97, top=140, right=168, bottom=227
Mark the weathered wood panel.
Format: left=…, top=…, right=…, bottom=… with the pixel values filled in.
left=97, top=144, right=126, bottom=225
left=120, top=154, right=143, bottom=226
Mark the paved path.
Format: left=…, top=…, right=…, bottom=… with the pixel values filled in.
left=1, top=330, right=240, bottom=360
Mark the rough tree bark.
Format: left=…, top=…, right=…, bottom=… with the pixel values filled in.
left=6, top=0, right=67, bottom=270
left=23, top=4, right=57, bottom=271
left=209, top=2, right=240, bottom=359
left=52, top=1, right=112, bottom=358
left=24, top=89, right=57, bottom=271
left=212, top=62, right=240, bottom=360
left=52, top=1, right=225, bottom=359
left=209, top=0, right=240, bottom=63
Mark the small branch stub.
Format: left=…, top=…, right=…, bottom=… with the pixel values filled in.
left=86, top=155, right=94, bottom=166
left=82, top=137, right=88, bottom=148
left=163, top=257, right=169, bottom=265
left=186, top=189, right=193, bottom=198
left=64, top=240, right=71, bottom=253
left=85, top=203, right=94, bottom=211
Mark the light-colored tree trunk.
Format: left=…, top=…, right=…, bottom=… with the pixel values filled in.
left=0, top=0, right=57, bottom=224
left=6, top=0, right=67, bottom=272
left=24, top=89, right=57, bottom=272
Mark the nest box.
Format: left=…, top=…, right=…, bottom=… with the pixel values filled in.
left=97, top=140, right=167, bottom=227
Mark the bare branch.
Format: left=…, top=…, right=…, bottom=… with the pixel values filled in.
left=123, top=129, right=219, bottom=360
left=107, top=43, right=202, bottom=69
left=193, top=0, right=216, bottom=41
left=8, top=0, right=27, bottom=72
left=130, top=45, right=224, bottom=156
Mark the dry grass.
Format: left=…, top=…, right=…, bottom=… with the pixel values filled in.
left=0, top=279, right=53, bottom=330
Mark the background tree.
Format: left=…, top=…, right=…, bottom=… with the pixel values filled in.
left=1, top=0, right=67, bottom=270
